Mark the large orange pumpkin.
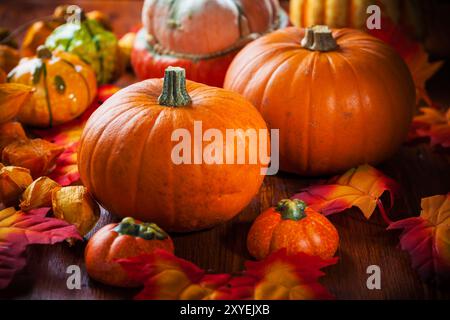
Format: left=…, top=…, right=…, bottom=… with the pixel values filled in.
left=8, top=46, right=97, bottom=127
left=224, top=26, right=415, bottom=175
left=79, top=67, right=269, bottom=232
left=131, top=0, right=288, bottom=87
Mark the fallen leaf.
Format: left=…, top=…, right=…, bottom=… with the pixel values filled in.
left=118, top=250, right=234, bottom=300
left=0, top=83, right=33, bottom=124
left=118, top=249, right=337, bottom=300
left=2, top=138, right=64, bottom=178
left=388, top=194, right=450, bottom=285
left=0, top=207, right=81, bottom=289
left=33, top=84, right=120, bottom=185
left=292, top=164, right=398, bottom=223
left=238, top=249, right=337, bottom=300
left=409, top=107, right=450, bottom=148
left=368, top=17, right=443, bottom=106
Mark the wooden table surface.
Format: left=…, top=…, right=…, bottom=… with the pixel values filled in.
left=1, top=0, right=449, bottom=300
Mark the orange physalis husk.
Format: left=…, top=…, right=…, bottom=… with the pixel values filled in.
left=0, top=121, right=27, bottom=153
left=409, top=107, right=450, bottom=148
left=118, top=249, right=337, bottom=300
left=20, top=176, right=61, bottom=211
left=388, top=194, right=450, bottom=285
left=293, top=164, right=399, bottom=224
left=0, top=165, right=33, bottom=207
left=51, top=186, right=100, bottom=236
left=33, top=84, right=120, bottom=185
left=2, top=138, right=64, bottom=178
left=0, top=83, right=33, bottom=124
left=0, top=207, right=81, bottom=289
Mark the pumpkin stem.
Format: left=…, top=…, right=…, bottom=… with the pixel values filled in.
left=301, top=25, right=338, bottom=52
left=114, top=217, right=168, bottom=240
left=276, top=199, right=307, bottom=221
left=158, top=66, right=192, bottom=107
left=37, top=45, right=52, bottom=59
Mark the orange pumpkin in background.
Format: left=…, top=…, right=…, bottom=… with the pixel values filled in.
left=85, top=217, right=174, bottom=287
left=224, top=26, right=415, bottom=176
left=79, top=67, right=268, bottom=232
left=290, top=0, right=426, bottom=39
left=8, top=46, right=97, bottom=127
left=131, top=0, right=288, bottom=87
left=247, top=199, right=339, bottom=260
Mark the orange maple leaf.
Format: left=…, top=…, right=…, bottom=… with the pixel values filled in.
left=388, top=194, right=450, bottom=285
left=0, top=207, right=81, bottom=289
left=409, top=107, right=450, bottom=148
left=293, top=164, right=398, bottom=224
left=118, top=249, right=337, bottom=300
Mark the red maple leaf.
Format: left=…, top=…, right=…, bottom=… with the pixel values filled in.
left=388, top=194, right=450, bottom=285
left=118, top=249, right=337, bottom=300
left=409, top=107, right=450, bottom=148
left=0, top=207, right=82, bottom=289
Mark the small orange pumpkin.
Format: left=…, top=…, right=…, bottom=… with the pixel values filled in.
left=224, top=26, right=415, bottom=175
left=79, top=67, right=268, bottom=232
left=247, top=199, right=339, bottom=260
left=85, top=217, right=174, bottom=287
left=8, top=46, right=97, bottom=127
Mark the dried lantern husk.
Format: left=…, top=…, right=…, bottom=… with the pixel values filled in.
left=0, top=122, right=27, bottom=153
left=0, top=83, right=34, bottom=124
left=20, top=176, right=61, bottom=211
left=2, top=138, right=64, bottom=178
left=52, top=186, right=100, bottom=236
left=0, top=165, right=33, bottom=207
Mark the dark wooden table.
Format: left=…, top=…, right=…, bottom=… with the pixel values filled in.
left=1, top=0, right=449, bottom=300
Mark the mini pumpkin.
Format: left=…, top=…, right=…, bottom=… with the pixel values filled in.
left=132, top=0, right=288, bottom=87
left=45, top=10, right=119, bottom=84
left=21, top=5, right=67, bottom=58
left=224, top=26, right=415, bottom=175
left=79, top=67, right=268, bottom=232
left=85, top=217, right=174, bottom=287
left=8, top=46, right=97, bottom=127
left=247, top=199, right=339, bottom=260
